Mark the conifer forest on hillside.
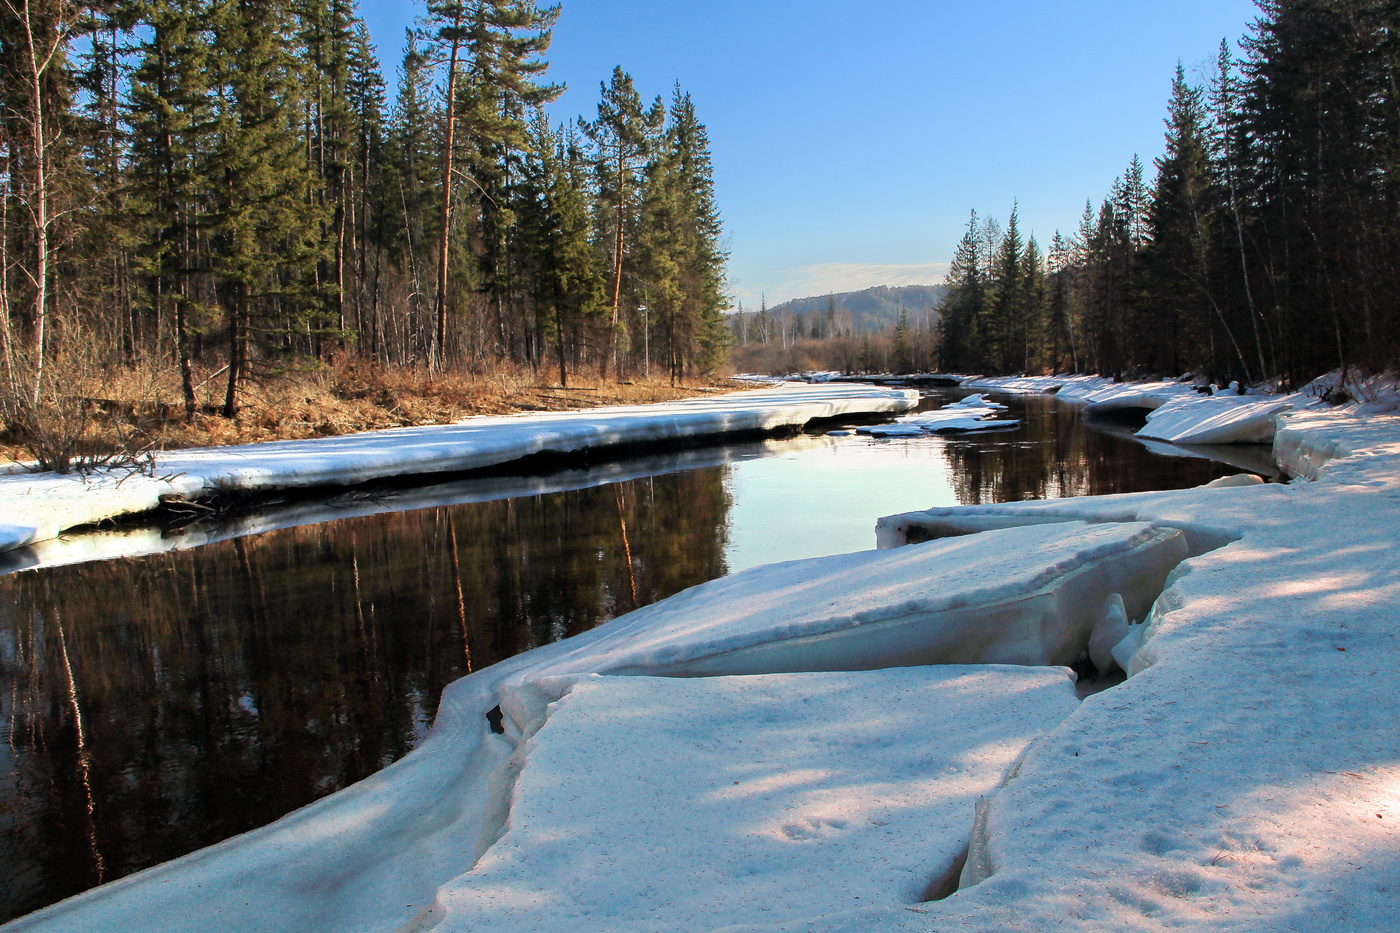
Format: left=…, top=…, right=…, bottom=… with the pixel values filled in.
left=725, top=2, right=1399, bottom=391
left=0, top=0, right=729, bottom=469
left=935, top=1, right=1400, bottom=389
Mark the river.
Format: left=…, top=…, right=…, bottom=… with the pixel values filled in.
left=0, top=388, right=1263, bottom=923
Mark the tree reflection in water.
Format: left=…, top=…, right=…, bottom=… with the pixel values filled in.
left=0, top=471, right=729, bottom=922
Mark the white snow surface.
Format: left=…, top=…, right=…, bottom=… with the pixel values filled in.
left=8, top=381, right=1400, bottom=933
left=0, top=382, right=916, bottom=554
left=855, top=397, right=1018, bottom=437
left=0, top=439, right=812, bottom=577
left=963, top=374, right=1317, bottom=445
left=416, top=667, right=1078, bottom=932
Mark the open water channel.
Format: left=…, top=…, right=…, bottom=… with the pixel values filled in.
left=0, top=388, right=1271, bottom=922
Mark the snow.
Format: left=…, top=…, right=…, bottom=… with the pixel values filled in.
left=0, top=440, right=793, bottom=577
left=964, top=374, right=1310, bottom=446
left=8, top=379, right=1400, bottom=933
left=1136, top=395, right=1298, bottom=444
left=419, top=667, right=1078, bottom=932
left=855, top=396, right=1019, bottom=437
left=0, top=382, right=916, bottom=555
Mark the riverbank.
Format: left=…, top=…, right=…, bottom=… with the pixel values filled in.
left=0, top=363, right=744, bottom=468
left=0, top=382, right=916, bottom=554
left=5, top=382, right=1397, bottom=933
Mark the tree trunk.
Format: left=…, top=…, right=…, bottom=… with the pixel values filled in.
left=174, top=285, right=196, bottom=421
left=602, top=148, right=625, bottom=380
left=223, top=286, right=248, bottom=417
left=14, top=0, right=58, bottom=407
left=433, top=20, right=463, bottom=368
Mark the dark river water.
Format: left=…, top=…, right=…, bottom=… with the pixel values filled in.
left=0, top=389, right=1263, bottom=922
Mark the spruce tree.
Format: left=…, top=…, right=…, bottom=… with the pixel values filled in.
left=207, top=0, right=328, bottom=415
left=1138, top=65, right=1243, bottom=379
left=666, top=86, right=728, bottom=376
left=1019, top=235, right=1045, bottom=373
left=1046, top=231, right=1076, bottom=372
left=582, top=66, right=663, bottom=378
left=937, top=210, right=985, bottom=373
left=986, top=205, right=1023, bottom=372
left=127, top=0, right=217, bottom=418
left=516, top=113, right=602, bottom=386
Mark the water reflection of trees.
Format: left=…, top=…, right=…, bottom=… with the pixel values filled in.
left=945, top=397, right=1232, bottom=505
left=0, top=468, right=730, bottom=922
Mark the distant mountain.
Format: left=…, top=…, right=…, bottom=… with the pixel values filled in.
left=761, top=284, right=945, bottom=335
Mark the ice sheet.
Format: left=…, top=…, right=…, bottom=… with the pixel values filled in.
left=555, top=521, right=1186, bottom=675
left=1136, top=394, right=1297, bottom=444
left=5, top=519, right=1182, bottom=933
left=0, top=383, right=916, bottom=554
left=415, top=667, right=1078, bottom=932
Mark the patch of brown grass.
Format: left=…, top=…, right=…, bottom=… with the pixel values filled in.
left=0, top=356, right=746, bottom=467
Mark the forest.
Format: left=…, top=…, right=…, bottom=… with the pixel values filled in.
left=0, top=0, right=730, bottom=467
left=727, top=285, right=944, bottom=376
left=939, top=0, right=1400, bottom=389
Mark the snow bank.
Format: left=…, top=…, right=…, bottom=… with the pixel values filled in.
left=855, top=396, right=1018, bottom=437
left=415, top=667, right=1078, bottom=932
left=5, top=518, right=1184, bottom=933
left=1137, top=395, right=1297, bottom=444
left=867, top=397, right=1400, bottom=931
left=0, top=439, right=809, bottom=578
left=569, top=522, right=1185, bottom=675
left=0, top=383, right=916, bottom=555
left=964, top=374, right=1309, bottom=446
left=10, top=382, right=1400, bottom=933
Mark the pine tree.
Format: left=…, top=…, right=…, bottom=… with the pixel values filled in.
left=127, top=0, right=217, bottom=418
left=1239, top=0, right=1400, bottom=378
left=0, top=0, right=83, bottom=405
left=986, top=204, right=1023, bottom=372
left=582, top=66, right=663, bottom=378
left=516, top=113, right=602, bottom=385
left=937, top=209, right=986, bottom=372
left=422, top=0, right=559, bottom=366
left=207, top=0, right=328, bottom=415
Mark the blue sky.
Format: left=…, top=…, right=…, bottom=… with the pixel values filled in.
left=358, top=0, right=1261, bottom=309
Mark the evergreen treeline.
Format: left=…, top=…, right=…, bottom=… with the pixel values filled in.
left=729, top=299, right=939, bottom=376
left=939, top=0, right=1400, bottom=386
left=727, top=285, right=944, bottom=376
left=0, top=0, right=729, bottom=441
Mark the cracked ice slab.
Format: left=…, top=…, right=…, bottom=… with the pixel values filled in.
left=1136, top=394, right=1297, bottom=444
left=4, top=518, right=1182, bottom=933
left=546, top=520, right=1187, bottom=676
left=415, top=667, right=1079, bottom=933
left=0, top=382, right=915, bottom=554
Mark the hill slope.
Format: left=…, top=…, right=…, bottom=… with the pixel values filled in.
left=763, top=284, right=945, bottom=334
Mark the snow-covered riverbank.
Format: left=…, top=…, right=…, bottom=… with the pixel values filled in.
left=0, top=382, right=916, bottom=555
left=5, top=379, right=1397, bottom=933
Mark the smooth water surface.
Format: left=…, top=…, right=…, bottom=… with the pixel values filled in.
left=0, top=389, right=1253, bottom=921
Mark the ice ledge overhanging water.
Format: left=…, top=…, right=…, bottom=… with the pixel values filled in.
left=0, top=382, right=917, bottom=555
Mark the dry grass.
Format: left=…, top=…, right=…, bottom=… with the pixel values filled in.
left=0, top=356, right=744, bottom=468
